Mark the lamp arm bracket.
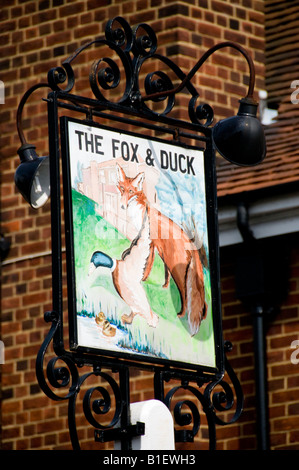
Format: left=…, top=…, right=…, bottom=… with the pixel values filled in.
left=16, top=83, right=51, bottom=146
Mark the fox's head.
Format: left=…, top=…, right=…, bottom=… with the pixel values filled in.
left=116, top=164, right=146, bottom=209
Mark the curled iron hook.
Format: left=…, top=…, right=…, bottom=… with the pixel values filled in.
left=142, top=41, right=256, bottom=103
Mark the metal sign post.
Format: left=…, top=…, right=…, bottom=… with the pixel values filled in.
left=15, top=16, right=266, bottom=450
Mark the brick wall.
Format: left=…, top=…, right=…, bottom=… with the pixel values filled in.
left=218, top=234, right=299, bottom=450
left=2, top=0, right=299, bottom=451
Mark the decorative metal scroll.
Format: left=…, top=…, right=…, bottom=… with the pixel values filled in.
left=36, top=310, right=243, bottom=449
left=31, top=16, right=246, bottom=450
left=154, top=341, right=243, bottom=449
left=46, top=15, right=220, bottom=128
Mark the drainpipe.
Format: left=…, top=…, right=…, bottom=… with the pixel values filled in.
left=251, top=303, right=270, bottom=450
left=236, top=202, right=270, bottom=450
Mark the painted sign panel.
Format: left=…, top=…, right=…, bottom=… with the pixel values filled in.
left=61, top=118, right=220, bottom=371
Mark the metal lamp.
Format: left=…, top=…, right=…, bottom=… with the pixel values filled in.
left=212, top=96, right=266, bottom=166
left=143, top=40, right=266, bottom=167
left=14, top=83, right=50, bottom=209
left=14, top=143, right=50, bottom=209
left=209, top=43, right=266, bottom=166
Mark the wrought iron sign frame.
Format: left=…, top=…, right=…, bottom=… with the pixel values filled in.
left=27, top=17, right=249, bottom=450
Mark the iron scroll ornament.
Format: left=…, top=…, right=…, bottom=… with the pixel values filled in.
left=36, top=312, right=243, bottom=450
left=44, top=16, right=265, bottom=167
left=154, top=341, right=244, bottom=449
left=44, top=15, right=257, bottom=128
left=22, top=15, right=257, bottom=449
left=16, top=15, right=264, bottom=184
left=36, top=311, right=143, bottom=450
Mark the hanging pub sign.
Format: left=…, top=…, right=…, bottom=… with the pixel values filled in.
left=61, top=117, right=222, bottom=372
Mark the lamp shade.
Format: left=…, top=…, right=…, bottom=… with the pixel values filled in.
left=212, top=98, right=266, bottom=166
left=14, top=144, right=50, bottom=209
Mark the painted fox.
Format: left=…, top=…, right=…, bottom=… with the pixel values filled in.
left=116, top=163, right=207, bottom=336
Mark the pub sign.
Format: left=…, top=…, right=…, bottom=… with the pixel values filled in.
left=61, top=117, right=221, bottom=372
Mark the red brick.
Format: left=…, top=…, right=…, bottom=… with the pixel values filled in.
left=274, top=416, right=299, bottom=432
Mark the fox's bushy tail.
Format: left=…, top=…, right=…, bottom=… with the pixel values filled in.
left=186, top=253, right=207, bottom=336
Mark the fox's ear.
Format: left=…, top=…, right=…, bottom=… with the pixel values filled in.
left=116, top=163, right=126, bottom=183
left=132, top=172, right=145, bottom=191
